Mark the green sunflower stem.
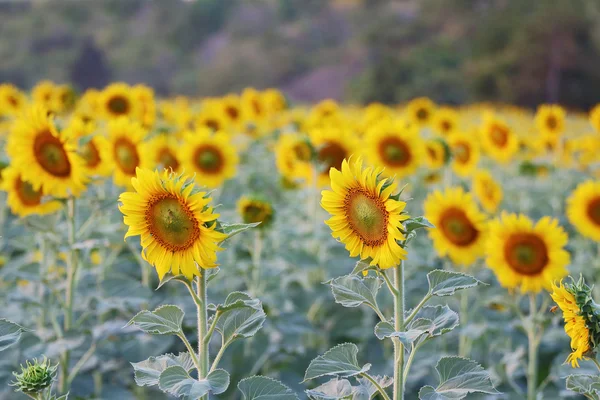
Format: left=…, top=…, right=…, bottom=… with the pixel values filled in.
left=393, top=261, right=405, bottom=400
left=251, top=229, right=263, bottom=296
left=527, top=293, right=539, bottom=400
left=60, top=196, right=78, bottom=395
left=196, top=272, right=209, bottom=397
left=458, top=289, right=470, bottom=358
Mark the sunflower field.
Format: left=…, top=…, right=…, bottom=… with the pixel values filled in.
left=0, top=81, right=600, bottom=400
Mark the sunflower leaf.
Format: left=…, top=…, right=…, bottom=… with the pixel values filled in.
left=131, top=353, right=195, bottom=387
left=409, top=305, right=459, bottom=337
left=305, top=377, right=353, bottom=400
left=126, top=305, right=184, bottom=336
left=566, top=374, right=600, bottom=398
left=156, top=274, right=190, bottom=290
left=238, top=375, right=299, bottom=400
left=216, top=293, right=266, bottom=345
left=427, top=270, right=485, bottom=297
left=158, top=366, right=229, bottom=398
left=303, top=343, right=371, bottom=382
left=218, top=222, right=261, bottom=241
left=418, top=357, right=500, bottom=399
left=374, top=321, right=427, bottom=347
left=404, top=216, right=435, bottom=232
left=0, top=318, right=30, bottom=352
left=327, top=275, right=382, bottom=309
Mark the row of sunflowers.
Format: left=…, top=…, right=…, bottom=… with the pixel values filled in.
left=0, top=80, right=599, bottom=399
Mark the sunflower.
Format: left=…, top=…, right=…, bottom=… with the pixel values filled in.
left=263, top=88, right=287, bottom=113
left=589, top=104, right=600, bottom=133
left=535, top=104, right=565, bottom=139
left=486, top=213, right=570, bottom=293
left=321, top=158, right=408, bottom=269
left=237, top=195, right=274, bottom=227
left=144, top=134, right=181, bottom=172
left=472, top=170, right=503, bottom=213
left=7, top=106, right=87, bottom=197
left=274, top=133, right=312, bottom=183
left=448, top=132, right=479, bottom=177
left=132, top=84, right=156, bottom=128
left=432, top=106, right=459, bottom=136
left=0, top=166, right=62, bottom=217
left=567, top=180, right=600, bottom=241
left=311, top=127, right=359, bottom=187
left=101, top=117, right=150, bottom=187
left=219, top=94, right=243, bottom=130
left=32, top=80, right=57, bottom=111
left=405, top=97, right=436, bottom=128
left=0, top=84, right=27, bottom=116
left=550, top=278, right=597, bottom=368
left=480, top=114, right=518, bottom=163
left=241, top=88, right=267, bottom=126
left=195, top=107, right=228, bottom=133
left=424, top=138, right=449, bottom=170
left=119, top=168, right=227, bottom=280
left=364, top=120, right=424, bottom=179
left=62, top=118, right=112, bottom=178
left=99, top=83, right=140, bottom=120
left=424, top=187, right=487, bottom=266
left=53, top=84, right=76, bottom=114
left=181, top=129, right=238, bottom=188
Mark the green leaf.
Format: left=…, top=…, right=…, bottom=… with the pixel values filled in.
left=219, top=222, right=261, bottom=241
left=0, top=318, right=30, bottom=352
left=350, top=260, right=372, bottom=275
left=238, top=375, right=299, bottom=400
left=306, top=377, right=353, bottom=400
left=131, top=353, right=195, bottom=387
left=156, top=274, right=190, bottom=290
left=328, top=275, right=382, bottom=309
left=410, top=305, right=459, bottom=337
left=404, top=216, right=435, bottom=232
left=216, top=293, right=266, bottom=345
left=158, top=366, right=229, bottom=398
left=374, top=321, right=427, bottom=347
left=356, top=375, right=393, bottom=398
left=427, top=270, right=484, bottom=297
left=566, top=374, right=600, bottom=398
left=418, top=357, right=500, bottom=399
left=303, top=343, right=371, bottom=382
left=126, top=305, right=184, bottom=335
left=216, top=291, right=262, bottom=313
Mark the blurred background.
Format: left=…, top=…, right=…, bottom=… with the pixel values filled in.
left=1, top=0, right=600, bottom=108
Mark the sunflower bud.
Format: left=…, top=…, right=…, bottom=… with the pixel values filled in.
left=11, top=357, right=57, bottom=395
left=237, top=195, right=274, bottom=228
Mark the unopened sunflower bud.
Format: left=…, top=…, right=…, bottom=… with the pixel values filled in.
left=11, top=357, right=57, bottom=395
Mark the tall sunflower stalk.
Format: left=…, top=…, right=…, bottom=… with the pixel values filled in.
left=304, top=158, right=497, bottom=400
left=120, top=168, right=266, bottom=399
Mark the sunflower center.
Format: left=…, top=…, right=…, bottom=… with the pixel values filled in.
left=80, top=141, right=101, bottom=168
left=439, top=207, right=478, bottom=246
left=8, top=95, right=18, bottom=107
left=205, top=119, right=220, bottom=131
left=427, top=146, right=438, bottom=161
left=252, top=99, right=262, bottom=115
left=33, top=130, right=72, bottom=177
left=546, top=115, right=557, bottom=130
left=490, top=125, right=508, bottom=147
left=226, top=106, right=239, bottom=120
left=243, top=204, right=268, bottom=223
left=194, top=145, right=223, bottom=173
left=15, top=177, right=42, bottom=206
left=504, top=233, right=548, bottom=275
left=114, top=138, right=140, bottom=174
left=158, top=148, right=179, bottom=171
left=379, top=137, right=411, bottom=167
left=293, top=143, right=312, bottom=162
left=587, top=197, right=600, bottom=226
left=454, top=142, right=470, bottom=163
left=318, top=142, right=347, bottom=173
left=416, top=108, right=429, bottom=121
left=107, top=96, right=130, bottom=115
left=441, top=120, right=452, bottom=133
left=345, top=188, right=388, bottom=246
left=147, top=196, right=200, bottom=251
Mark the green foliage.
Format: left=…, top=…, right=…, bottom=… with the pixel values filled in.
left=238, top=375, right=299, bottom=400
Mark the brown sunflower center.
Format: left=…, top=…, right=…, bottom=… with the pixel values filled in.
left=243, top=204, right=269, bottom=223
left=379, top=137, right=411, bottom=167
left=147, top=196, right=200, bottom=251
left=504, top=233, right=548, bottom=275
left=587, top=197, right=600, bottom=226
left=416, top=108, right=429, bottom=121
left=194, top=145, right=224, bottom=173
left=439, top=207, right=478, bottom=246
left=345, top=188, right=388, bottom=246
left=158, top=148, right=180, bottom=171
left=114, top=138, right=140, bottom=174
left=490, top=124, right=509, bottom=147
left=318, top=142, right=347, bottom=173
left=293, top=143, right=311, bottom=162
left=454, top=142, right=470, bottom=163
left=204, top=119, right=220, bottom=131
left=80, top=141, right=101, bottom=168
left=252, top=99, right=262, bottom=115
left=441, top=120, right=452, bottom=133
left=226, top=106, right=239, bottom=120
left=33, top=130, right=71, bottom=177
left=546, top=115, right=557, bottom=130
left=107, top=96, right=130, bottom=115
left=8, top=95, right=19, bottom=107
left=15, top=177, right=42, bottom=206
left=427, top=146, right=438, bottom=161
